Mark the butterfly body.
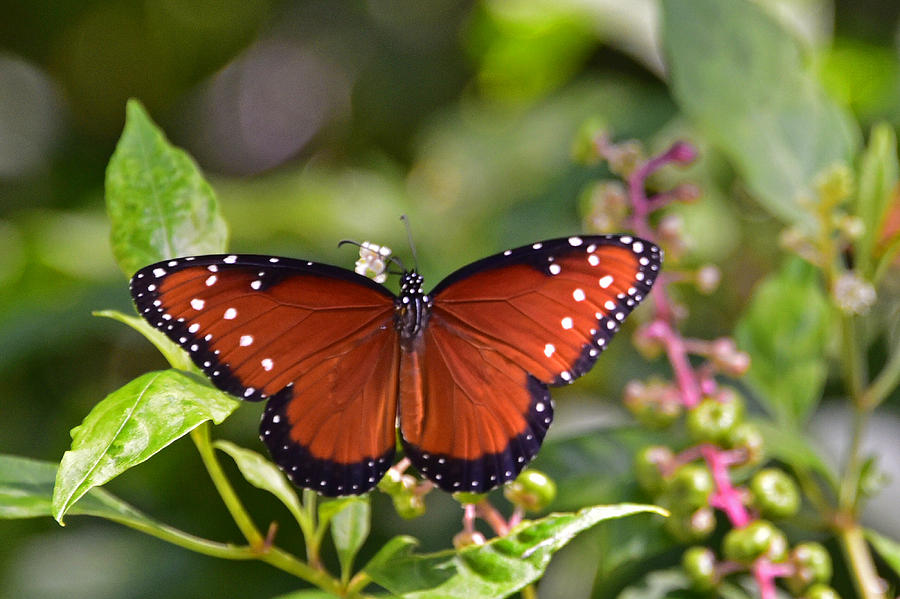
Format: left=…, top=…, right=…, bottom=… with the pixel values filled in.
left=130, top=235, right=661, bottom=496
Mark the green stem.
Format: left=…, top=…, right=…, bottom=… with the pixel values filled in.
left=262, top=547, right=346, bottom=596
left=837, top=524, right=886, bottom=599
left=302, top=488, right=325, bottom=568
left=860, top=343, right=900, bottom=410
left=191, top=423, right=264, bottom=547
left=106, top=514, right=259, bottom=560
left=520, top=583, right=538, bottom=599
left=841, top=315, right=866, bottom=403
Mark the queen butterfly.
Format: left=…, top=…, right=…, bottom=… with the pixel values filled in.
left=129, top=234, right=661, bottom=496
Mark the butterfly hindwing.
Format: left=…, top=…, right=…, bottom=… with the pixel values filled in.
left=130, top=254, right=400, bottom=495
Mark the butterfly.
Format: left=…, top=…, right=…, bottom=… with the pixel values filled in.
left=130, top=234, right=661, bottom=496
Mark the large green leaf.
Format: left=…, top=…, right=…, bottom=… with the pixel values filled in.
left=106, top=99, right=228, bottom=277
left=662, top=0, right=859, bottom=225
left=2, top=455, right=261, bottom=560
left=364, top=504, right=665, bottom=599
left=53, top=370, right=239, bottom=523
left=1, top=455, right=145, bottom=522
left=855, top=123, right=898, bottom=277
left=736, top=259, right=831, bottom=426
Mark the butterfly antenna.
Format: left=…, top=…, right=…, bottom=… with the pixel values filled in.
left=400, top=215, right=419, bottom=272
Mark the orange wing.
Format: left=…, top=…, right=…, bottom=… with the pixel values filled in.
left=399, top=235, right=660, bottom=492
left=131, top=255, right=400, bottom=495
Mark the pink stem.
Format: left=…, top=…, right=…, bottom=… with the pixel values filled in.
left=753, top=558, right=794, bottom=599
left=475, top=500, right=510, bottom=537
left=701, top=444, right=751, bottom=528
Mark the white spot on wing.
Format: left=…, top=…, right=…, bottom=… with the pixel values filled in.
left=549, top=263, right=561, bottom=275
left=188, top=323, right=200, bottom=333
left=191, top=298, right=205, bottom=310
left=205, top=275, right=217, bottom=286
left=251, top=280, right=262, bottom=290
left=633, top=241, right=644, bottom=253
left=599, top=275, right=613, bottom=288
left=240, top=335, right=254, bottom=346
left=573, top=288, right=586, bottom=302
left=588, top=254, right=600, bottom=266
left=223, top=308, right=237, bottom=320
left=224, top=255, right=238, bottom=264
left=568, top=236, right=583, bottom=246
left=153, top=268, right=166, bottom=278
left=532, top=242, right=543, bottom=249
left=561, top=316, right=574, bottom=330
left=261, top=358, right=274, bottom=371
left=544, top=343, right=555, bottom=357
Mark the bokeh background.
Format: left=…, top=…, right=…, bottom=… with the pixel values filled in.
left=1, top=1, right=899, bottom=598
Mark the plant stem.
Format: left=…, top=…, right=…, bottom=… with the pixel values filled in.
left=860, top=342, right=900, bottom=410
left=191, top=422, right=264, bottom=548
left=837, top=524, right=886, bottom=599
left=520, top=583, right=538, bottom=599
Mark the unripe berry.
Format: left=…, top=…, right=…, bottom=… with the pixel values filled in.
left=623, top=379, right=682, bottom=429
left=686, top=395, right=744, bottom=445
left=452, top=491, right=487, bottom=505
left=722, top=520, right=788, bottom=564
left=392, top=493, right=426, bottom=519
left=728, top=422, right=765, bottom=465
left=503, top=469, right=556, bottom=512
left=804, top=583, right=841, bottom=599
left=664, top=506, right=716, bottom=542
left=634, top=445, right=674, bottom=494
left=789, top=542, right=833, bottom=590
left=453, top=530, right=486, bottom=549
left=750, top=468, right=800, bottom=519
left=664, top=463, right=714, bottom=510
left=682, top=546, right=718, bottom=590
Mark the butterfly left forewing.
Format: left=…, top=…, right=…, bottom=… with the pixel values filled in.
left=130, top=254, right=401, bottom=495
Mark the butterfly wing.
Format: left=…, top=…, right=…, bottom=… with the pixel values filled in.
left=399, top=235, right=661, bottom=492
left=130, top=254, right=400, bottom=495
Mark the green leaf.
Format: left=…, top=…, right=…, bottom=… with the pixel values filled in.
left=94, top=309, right=194, bottom=371
left=53, top=370, right=239, bottom=523
left=855, top=123, right=898, bottom=276
left=754, top=420, right=836, bottom=486
left=866, top=528, right=900, bottom=578
left=329, top=497, right=371, bottom=584
left=213, top=440, right=305, bottom=528
left=106, top=99, right=228, bottom=277
left=2, top=455, right=263, bottom=560
left=1, top=455, right=145, bottom=522
left=661, top=0, right=859, bottom=225
left=364, top=504, right=665, bottom=599
left=736, top=259, right=831, bottom=426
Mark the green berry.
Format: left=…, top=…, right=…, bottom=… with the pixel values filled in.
left=682, top=546, right=718, bottom=590
left=634, top=445, right=674, bottom=494
left=728, top=422, right=765, bottom=465
left=664, top=506, right=716, bottom=542
left=392, top=493, right=426, bottom=519
left=452, top=530, right=486, bottom=549
left=686, top=396, right=744, bottom=444
left=790, top=542, right=833, bottom=589
left=503, top=469, right=556, bottom=512
left=664, top=463, right=714, bottom=510
left=722, top=520, right=788, bottom=564
left=804, top=583, right=841, bottom=599
left=623, top=379, right=681, bottom=429
left=452, top=491, right=487, bottom=505
left=750, top=468, right=800, bottom=519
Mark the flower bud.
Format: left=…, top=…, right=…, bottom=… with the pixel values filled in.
left=686, top=395, right=744, bottom=445
left=695, top=264, right=721, bottom=294
left=453, top=530, right=486, bottom=549
left=722, top=520, right=788, bottom=564
left=503, top=469, right=556, bottom=512
left=682, top=546, right=718, bottom=590
left=634, top=445, right=675, bottom=494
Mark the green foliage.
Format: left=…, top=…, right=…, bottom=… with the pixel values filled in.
left=855, top=123, right=898, bottom=277
left=662, top=0, right=859, bottom=226
left=736, top=259, right=831, bottom=427
left=363, top=505, right=666, bottom=599
left=106, top=99, right=228, bottom=276
left=52, top=370, right=239, bottom=523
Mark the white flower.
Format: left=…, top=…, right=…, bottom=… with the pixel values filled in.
left=355, top=241, right=392, bottom=283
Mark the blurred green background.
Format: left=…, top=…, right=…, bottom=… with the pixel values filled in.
left=1, top=1, right=899, bottom=598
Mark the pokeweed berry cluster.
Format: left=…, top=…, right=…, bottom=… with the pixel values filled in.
left=579, top=131, right=841, bottom=599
